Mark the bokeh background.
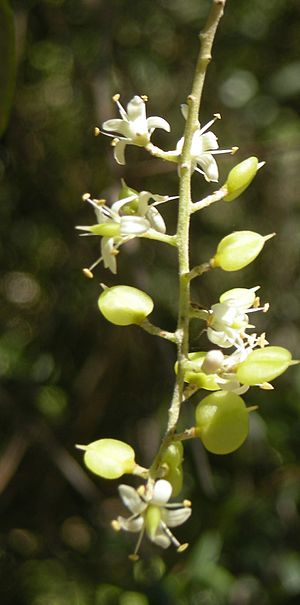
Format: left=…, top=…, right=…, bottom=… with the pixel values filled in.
left=1, top=0, right=300, bottom=603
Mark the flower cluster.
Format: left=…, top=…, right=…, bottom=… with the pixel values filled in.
left=77, top=86, right=296, bottom=558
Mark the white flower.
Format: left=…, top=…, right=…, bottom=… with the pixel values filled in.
left=112, top=479, right=191, bottom=559
left=175, top=106, right=237, bottom=182
left=102, top=95, right=171, bottom=165
left=77, top=188, right=171, bottom=275
left=207, top=287, right=268, bottom=351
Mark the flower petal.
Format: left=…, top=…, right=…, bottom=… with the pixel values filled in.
left=201, top=131, right=219, bottom=151
left=117, top=515, right=144, bottom=533
left=207, top=327, right=233, bottom=348
left=102, top=119, right=130, bottom=137
left=150, top=528, right=171, bottom=549
left=197, top=153, right=219, bottom=182
left=162, top=507, right=192, bottom=528
left=136, top=191, right=151, bottom=216
left=126, top=96, right=147, bottom=122
left=101, top=237, right=117, bottom=274
left=113, top=140, right=127, bottom=165
left=118, top=484, right=146, bottom=514
left=146, top=116, right=171, bottom=133
left=120, top=216, right=150, bottom=236
left=111, top=194, right=137, bottom=215
left=146, top=206, right=166, bottom=233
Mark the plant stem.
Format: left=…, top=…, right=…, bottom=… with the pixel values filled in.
left=150, top=0, right=227, bottom=478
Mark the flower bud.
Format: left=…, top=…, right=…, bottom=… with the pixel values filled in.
left=201, top=350, right=225, bottom=374
left=213, top=230, right=274, bottom=271
left=219, top=287, right=259, bottom=309
left=98, top=285, right=154, bottom=326
left=195, top=391, right=249, bottom=455
left=223, top=157, right=263, bottom=202
left=236, top=346, right=293, bottom=385
left=176, top=352, right=220, bottom=391
left=77, top=438, right=136, bottom=479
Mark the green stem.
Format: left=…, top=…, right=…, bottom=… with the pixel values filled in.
left=139, top=318, right=177, bottom=343
left=191, top=187, right=227, bottom=213
left=142, top=229, right=177, bottom=247
left=149, top=0, right=227, bottom=478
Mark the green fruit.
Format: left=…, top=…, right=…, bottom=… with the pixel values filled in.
left=236, top=346, right=292, bottom=385
left=79, top=438, right=136, bottom=479
left=195, top=391, right=249, bottom=455
left=223, top=157, right=260, bottom=202
left=162, top=442, right=184, bottom=468
left=98, top=285, right=154, bottom=326
left=164, top=465, right=183, bottom=497
left=213, top=230, right=273, bottom=272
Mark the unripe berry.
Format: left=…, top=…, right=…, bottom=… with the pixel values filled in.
left=213, top=230, right=274, bottom=272
left=161, top=441, right=184, bottom=468
left=195, top=391, right=249, bottom=455
left=236, top=346, right=292, bottom=385
left=98, top=285, right=154, bottom=326
left=164, top=465, right=183, bottom=497
left=77, top=438, right=136, bottom=479
left=223, top=157, right=262, bottom=202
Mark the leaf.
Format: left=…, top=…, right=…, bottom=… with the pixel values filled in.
left=0, top=0, right=16, bottom=136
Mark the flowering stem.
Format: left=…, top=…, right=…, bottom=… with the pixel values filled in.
left=150, top=0, right=227, bottom=478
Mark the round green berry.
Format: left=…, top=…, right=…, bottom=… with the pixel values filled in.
left=195, top=391, right=249, bottom=455
left=98, top=285, right=154, bottom=326
left=236, top=346, right=292, bottom=385
left=79, top=438, right=136, bottom=479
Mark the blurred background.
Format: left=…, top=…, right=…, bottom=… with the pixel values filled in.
left=1, top=0, right=300, bottom=603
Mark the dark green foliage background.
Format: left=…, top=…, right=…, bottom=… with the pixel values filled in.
left=1, top=0, right=300, bottom=603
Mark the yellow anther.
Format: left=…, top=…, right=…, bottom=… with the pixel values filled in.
left=231, top=146, right=239, bottom=154
left=214, top=113, right=221, bottom=120
left=82, top=193, right=91, bottom=201
left=137, top=485, right=146, bottom=497
left=260, top=382, right=274, bottom=390
left=141, top=95, right=148, bottom=102
left=177, top=543, right=189, bottom=553
left=111, top=520, right=121, bottom=531
left=129, top=553, right=139, bottom=562
left=112, top=93, right=120, bottom=102
left=94, top=127, right=100, bottom=136
left=83, top=268, right=94, bottom=279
